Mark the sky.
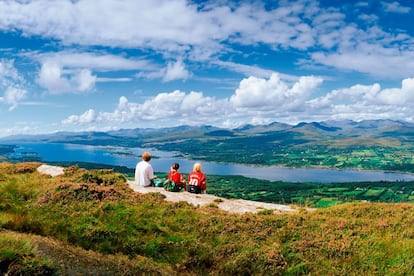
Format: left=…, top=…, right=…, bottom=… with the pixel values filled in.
left=1, top=0, right=414, bottom=137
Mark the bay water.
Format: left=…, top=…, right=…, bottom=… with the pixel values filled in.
left=9, top=142, right=414, bottom=183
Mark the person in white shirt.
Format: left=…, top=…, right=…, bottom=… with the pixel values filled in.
left=135, top=152, right=156, bottom=187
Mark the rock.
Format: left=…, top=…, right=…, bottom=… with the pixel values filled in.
left=37, top=164, right=65, bottom=177
left=127, top=180, right=299, bottom=214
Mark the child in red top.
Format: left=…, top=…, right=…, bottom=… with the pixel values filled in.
left=188, top=162, right=206, bottom=194
left=168, top=163, right=186, bottom=191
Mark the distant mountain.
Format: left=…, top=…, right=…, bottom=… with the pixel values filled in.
left=234, top=122, right=291, bottom=133
left=293, top=122, right=341, bottom=132
left=2, top=119, right=414, bottom=145
left=285, top=119, right=414, bottom=140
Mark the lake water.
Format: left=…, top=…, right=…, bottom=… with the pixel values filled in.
left=8, top=142, right=414, bottom=183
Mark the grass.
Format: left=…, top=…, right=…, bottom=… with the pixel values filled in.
left=0, top=231, right=56, bottom=275
left=1, top=162, right=414, bottom=274
left=364, top=188, right=385, bottom=197
left=314, top=197, right=340, bottom=207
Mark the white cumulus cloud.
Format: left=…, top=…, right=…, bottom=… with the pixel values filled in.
left=376, top=78, right=414, bottom=105
left=230, top=73, right=323, bottom=111
left=37, top=61, right=97, bottom=94
left=64, top=89, right=231, bottom=127
left=62, top=109, right=96, bottom=125
left=163, top=60, right=191, bottom=82
left=37, top=61, right=72, bottom=94
left=74, top=69, right=97, bottom=92
left=61, top=74, right=414, bottom=129
left=306, top=77, right=414, bottom=122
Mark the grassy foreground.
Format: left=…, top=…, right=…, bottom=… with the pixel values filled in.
left=1, top=162, right=414, bottom=275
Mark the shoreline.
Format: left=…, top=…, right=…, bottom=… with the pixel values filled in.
left=6, top=157, right=414, bottom=184
left=4, top=141, right=414, bottom=183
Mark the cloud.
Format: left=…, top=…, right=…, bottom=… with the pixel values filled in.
left=37, top=62, right=98, bottom=94
left=136, top=59, right=191, bottom=82
left=0, top=59, right=22, bottom=86
left=0, top=0, right=223, bottom=52
left=381, top=1, right=411, bottom=13
left=62, top=74, right=414, bottom=129
left=37, top=61, right=72, bottom=94
left=2, top=0, right=414, bottom=133
left=308, top=83, right=382, bottom=108
left=34, top=51, right=156, bottom=94
left=0, top=87, right=27, bottom=111
left=306, top=6, right=414, bottom=79
left=62, top=73, right=325, bottom=127
left=0, top=124, right=40, bottom=137
left=34, top=52, right=153, bottom=72
left=230, top=73, right=323, bottom=110
left=64, top=89, right=231, bottom=127
left=62, top=109, right=96, bottom=125
left=74, top=69, right=96, bottom=91
left=97, top=77, right=132, bottom=82
left=230, top=74, right=288, bottom=108
left=0, top=59, right=27, bottom=110
left=310, top=45, right=414, bottom=79
left=163, top=60, right=191, bottom=82
left=307, top=77, right=414, bottom=122
left=376, top=78, right=414, bottom=105
left=0, top=0, right=413, bottom=80
left=213, top=61, right=275, bottom=79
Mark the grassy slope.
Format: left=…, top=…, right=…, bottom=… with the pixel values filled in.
left=1, top=162, right=414, bottom=275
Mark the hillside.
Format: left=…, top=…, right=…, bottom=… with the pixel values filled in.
left=1, top=162, right=414, bottom=275
left=37, top=164, right=298, bottom=214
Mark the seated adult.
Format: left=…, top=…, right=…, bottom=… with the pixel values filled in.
left=134, top=152, right=156, bottom=187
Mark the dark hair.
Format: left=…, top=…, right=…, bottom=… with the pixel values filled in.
left=172, top=162, right=179, bottom=170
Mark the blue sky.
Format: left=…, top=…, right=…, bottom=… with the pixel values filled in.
left=1, top=0, right=414, bottom=137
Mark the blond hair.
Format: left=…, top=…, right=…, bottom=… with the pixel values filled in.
left=141, top=152, right=151, bottom=161
left=193, top=162, right=202, bottom=172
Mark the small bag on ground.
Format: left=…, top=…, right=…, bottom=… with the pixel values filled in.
left=164, top=179, right=184, bottom=192
left=152, top=179, right=164, bottom=187
left=188, top=185, right=202, bottom=194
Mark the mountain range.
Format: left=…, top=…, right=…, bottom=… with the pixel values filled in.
left=2, top=119, right=414, bottom=145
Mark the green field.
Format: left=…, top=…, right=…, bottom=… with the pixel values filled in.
left=205, top=175, right=414, bottom=208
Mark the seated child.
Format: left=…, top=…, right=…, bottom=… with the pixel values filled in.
left=166, top=162, right=186, bottom=192
left=187, top=162, right=206, bottom=194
